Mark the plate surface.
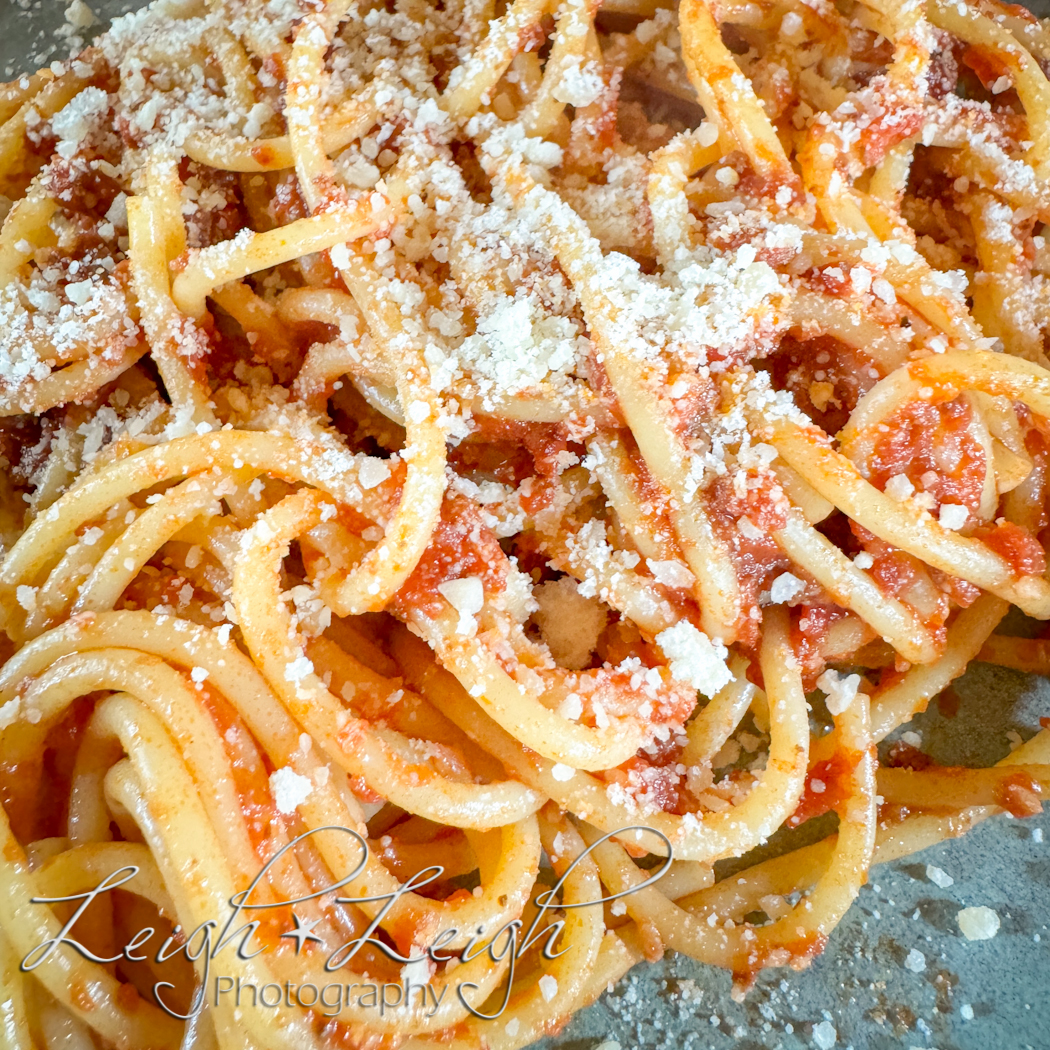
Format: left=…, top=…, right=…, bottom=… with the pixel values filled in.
left=1, top=3, right=1048, bottom=1048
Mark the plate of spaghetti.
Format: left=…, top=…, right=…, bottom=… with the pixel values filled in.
left=0, top=0, right=1048, bottom=1046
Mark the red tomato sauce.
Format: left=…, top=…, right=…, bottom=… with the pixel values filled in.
left=961, top=43, right=1011, bottom=90
left=767, top=334, right=879, bottom=436
left=786, top=749, right=862, bottom=828
left=868, top=396, right=986, bottom=512
left=452, top=417, right=577, bottom=514
left=391, top=494, right=508, bottom=619
left=790, top=603, right=852, bottom=682
left=974, top=519, right=1046, bottom=577
left=602, top=735, right=688, bottom=815
left=707, top=469, right=792, bottom=648
left=860, top=107, right=924, bottom=168
left=196, top=683, right=279, bottom=853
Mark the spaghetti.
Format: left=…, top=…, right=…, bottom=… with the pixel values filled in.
left=0, top=0, right=1048, bottom=1045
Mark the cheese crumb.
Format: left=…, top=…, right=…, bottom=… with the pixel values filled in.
left=406, top=400, right=430, bottom=424
left=15, top=585, right=36, bottom=613
left=816, top=669, right=861, bottom=716
left=648, top=559, right=695, bottom=590
left=697, top=122, right=719, bottom=147
left=769, top=572, right=805, bottom=604
left=904, top=948, right=926, bottom=972
left=532, top=576, right=607, bottom=670
left=957, top=906, right=1000, bottom=940
left=884, top=474, right=915, bottom=501
left=358, top=457, right=391, bottom=490
left=400, top=954, right=434, bottom=987
left=552, top=59, right=604, bottom=108
left=812, top=1019, right=836, bottom=1049
left=938, top=503, right=968, bottom=530
left=557, top=692, right=583, bottom=721
left=656, top=621, right=732, bottom=696
left=438, top=577, right=485, bottom=636
left=269, top=767, right=313, bottom=814
left=0, top=698, right=20, bottom=730
left=850, top=267, right=872, bottom=295
left=927, top=865, right=954, bottom=888
left=737, top=516, right=764, bottom=541
left=50, top=86, right=108, bottom=159
left=65, top=0, right=97, bottom=29
left=871, top=277, right=897, bottom=305
left=550, top=763, right=575, bottom=782
left=538, top=974, right=558, bottom=1002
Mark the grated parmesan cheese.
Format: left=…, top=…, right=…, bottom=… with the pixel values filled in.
left=357, top=457, right=392, bottom=490
left=655, top=621, right=732, bottom=696
left=812, top=1020, right=836, bottom=1049
left=957, top=906, right=1000, bottom=940
left=884, top=474, right=915, bottom=501
left=269, top=768, right=313, bottom=814
left=50, top=86, right=108, bottom=159
left=768, top=572, right=805, bottom=604
left=648, top=559, right=695, bottom=590
left=816, top=669, right=861, bottom=716
left=437, top=577, right=485, bottom=637
left=552, top=58, right=604, bottom=108
left=938, top=503, right=968, bottom=531
left=926, top=865, right=954, bottom=888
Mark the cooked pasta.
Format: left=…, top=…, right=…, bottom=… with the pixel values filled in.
left=0, top=0, right=1048, bottom=1045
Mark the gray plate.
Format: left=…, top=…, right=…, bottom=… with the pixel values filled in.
left=1, top=2, right=1048, bottom=1047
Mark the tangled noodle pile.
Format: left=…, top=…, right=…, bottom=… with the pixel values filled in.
left=1, top=0, right=1050, bottom=1045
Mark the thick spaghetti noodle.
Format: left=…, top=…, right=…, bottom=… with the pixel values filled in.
left=0, top=0, right=1048, bottom=1045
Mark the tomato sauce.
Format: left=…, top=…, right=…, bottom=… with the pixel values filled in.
left=868, top=396, right=986, bottom=513
left=732, top=932, right=829, bottom=994
left=391, top=494, right=508, bottom=619
left=767, top=334, right=878, bottom=436
left=786, top=749, right=862, bottom=828
left=884, top=741, right=934, bottom=770
left=624, top=440, right=712, bottom=625
left=790, top=603, right=852, bottom=682
left=849, top=523, right=958, bottom=641
left=930, top=38, right=962, bottom=100
left=961, top=43, right=1011, bottom=90
left=994, top=771, right=1042, bottom=818
left=194, top=683, right=294, bottom=950
left=196, top=684, right=279, bottom=853
left=601, top=735, right=688, bottom=814
left=707, top=469, right=792, bottom=648
left=974, top=519, right=1046, bottom=577
left=860, top=107, right=924, bottom=168
left=666, top=371, right=719, bottom=449
left=451, top=417, right=578, bottom=514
